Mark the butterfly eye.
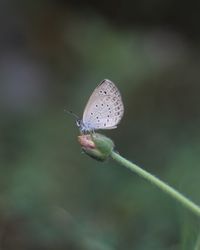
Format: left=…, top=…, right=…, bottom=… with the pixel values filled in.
left=76, top=119, right=81, bottom=127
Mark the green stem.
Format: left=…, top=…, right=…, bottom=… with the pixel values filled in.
left=111, top=151, right=200, bottom=218
left=194, top=233, right=200, bottom=250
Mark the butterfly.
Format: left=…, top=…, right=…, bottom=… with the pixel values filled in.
left=75, top=79, right=124, bottom=133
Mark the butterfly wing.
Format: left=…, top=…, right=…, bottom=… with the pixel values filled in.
left=82, top=79, right=124, bottom=130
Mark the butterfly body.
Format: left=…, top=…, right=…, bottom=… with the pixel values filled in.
left=78, top=79, right=124, bottom=133
left=76, top=119, right=93, bottom=133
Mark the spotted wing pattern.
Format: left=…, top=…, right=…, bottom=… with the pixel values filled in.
left=82, top=79, right=124, bottom=131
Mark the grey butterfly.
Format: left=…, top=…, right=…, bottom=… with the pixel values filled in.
left=76, top=79, right=124, bottom=133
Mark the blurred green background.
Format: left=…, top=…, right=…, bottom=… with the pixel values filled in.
left=0, top=1, right=200, bottom=249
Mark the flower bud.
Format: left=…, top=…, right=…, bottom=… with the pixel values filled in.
left=78, top=133, right=114, bottom=161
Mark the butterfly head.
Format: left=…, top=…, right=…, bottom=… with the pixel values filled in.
left=76, top=119, right=82, bottom=129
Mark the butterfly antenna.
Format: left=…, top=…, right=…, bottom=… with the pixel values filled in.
left=64, top=109, right=80, bottom=120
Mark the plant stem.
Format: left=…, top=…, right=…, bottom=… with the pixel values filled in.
left=194, top=233, right=200, bottom=250
left=111, top=151, right=200, bottom=218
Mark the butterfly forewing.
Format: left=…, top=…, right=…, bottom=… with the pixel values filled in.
left=82, top=79, right=124, bottom=130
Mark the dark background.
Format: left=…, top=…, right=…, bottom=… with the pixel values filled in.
left=1, top=0, right=200, bottom=249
